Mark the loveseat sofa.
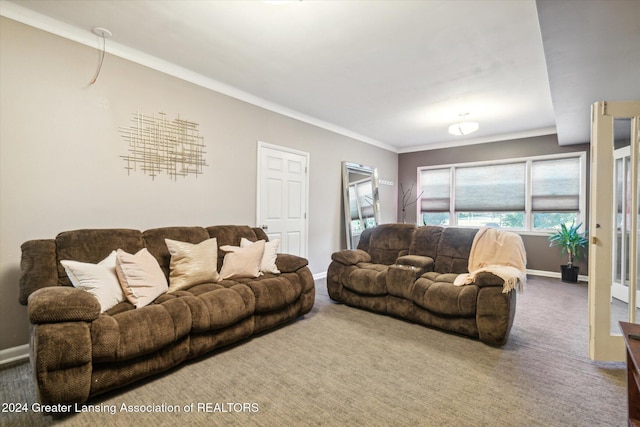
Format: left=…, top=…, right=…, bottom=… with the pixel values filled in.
left=327, top=224, right=526, bottom=346
left=19, top=225, right=315, bottom=405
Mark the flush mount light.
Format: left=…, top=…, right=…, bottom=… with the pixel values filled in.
left=448, top=113, right=479, bottom=136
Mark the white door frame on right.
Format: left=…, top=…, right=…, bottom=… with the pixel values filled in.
left=589, top=101, right=640, bottom=361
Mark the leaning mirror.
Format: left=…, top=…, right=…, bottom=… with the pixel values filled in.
left=342, top=161, right=381, bottom=249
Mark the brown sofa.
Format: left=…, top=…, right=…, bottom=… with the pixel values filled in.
left=327, top=224, right=524, bottom=346
left=19, top=225, right=315, bottom=405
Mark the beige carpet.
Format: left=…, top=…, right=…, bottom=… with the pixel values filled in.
left=0, top=276, right=627, bottom=426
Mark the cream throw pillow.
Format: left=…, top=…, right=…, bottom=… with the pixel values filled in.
left=219, top=240, right=265, bottom=279
left=60, top=250, right=124, bottom=312
left=115, top=248, right=168, bottom=308
left=165, top=238, right=220, bottom=292
left=240, top=238, right=280, bottom=274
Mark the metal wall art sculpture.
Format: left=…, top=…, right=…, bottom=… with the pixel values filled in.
left=120, top=111, right=208, bottom=180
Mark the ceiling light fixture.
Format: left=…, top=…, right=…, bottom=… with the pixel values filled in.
left=448, top=113, right=479, bottom=136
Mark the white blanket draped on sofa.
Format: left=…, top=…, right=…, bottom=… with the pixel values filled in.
left=454, top=227, right=527, bottom=293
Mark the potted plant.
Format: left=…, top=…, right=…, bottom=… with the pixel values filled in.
left=548, top=222, right=588, bottom=283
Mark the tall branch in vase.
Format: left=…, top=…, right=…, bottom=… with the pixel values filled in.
left=400, top=183, right=423, bottom=224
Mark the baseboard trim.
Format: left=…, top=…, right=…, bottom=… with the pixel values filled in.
left=313, top=271, right=327, bottom=280
left=0, top=344, right=29, bottom=366
left=527, top=269, right=588, bottom=283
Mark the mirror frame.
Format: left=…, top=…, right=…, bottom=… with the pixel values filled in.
left=342, top=161, right=381, bottom=249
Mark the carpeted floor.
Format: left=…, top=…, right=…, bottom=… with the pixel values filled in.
left=0, top=276, right=627, bottom=426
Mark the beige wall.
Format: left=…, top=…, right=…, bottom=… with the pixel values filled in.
left=398, top=134, right=591, bottom=273
left=0, top=18, right=398, bottom=351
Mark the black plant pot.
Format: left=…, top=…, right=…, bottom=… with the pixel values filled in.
left=560, top=265, right=579, bottom=283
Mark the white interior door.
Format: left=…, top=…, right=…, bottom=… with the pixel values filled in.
left=257, top=141, right=309, bottom=257
left=589, top=101, right=640, bottom=362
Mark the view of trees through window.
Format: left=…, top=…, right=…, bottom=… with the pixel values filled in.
left=421, top=212, right=577, bottom=229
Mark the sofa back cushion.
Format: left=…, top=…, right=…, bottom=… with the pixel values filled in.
left=356, top=227, right=375, bottom=252
left=367, top=223, right=416, bottom=265
left=55, top=229, right=145, bottom=287
left=408, top=226, right=444, bottom=259
left=434, top=227, right=478, bottom=274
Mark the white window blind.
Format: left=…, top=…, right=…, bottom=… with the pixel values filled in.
left=455, top=163, right=526, bottom=211
left=420, top=169, right=450, bottom=212
left=531, top=157, right=580, bottom=212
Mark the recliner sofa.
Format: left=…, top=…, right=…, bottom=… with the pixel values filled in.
left=19, top=225, right=314, bottom=405
left=327, top=223, right=525, bottom=346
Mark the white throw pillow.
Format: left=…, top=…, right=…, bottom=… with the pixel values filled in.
left=61, top=250, right=124, bottom=312
left=165, top=238, right=220, bottom=292
left=240, top=238, right=280, bottom=274
left=115, top=248, right=168, bottom=308
left=219, top=240, right=265, bottom=280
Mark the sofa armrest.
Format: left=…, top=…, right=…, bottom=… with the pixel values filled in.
left=28, top=287, right=100, bottom=324
left=473, top=271, right=507, bottom=288
left=20, top=239, right=58, bottom=305
left=331, top=249, right=372, bottom=266
left=275, top=253, right=309, bottom=273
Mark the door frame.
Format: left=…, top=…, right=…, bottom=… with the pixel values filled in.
left=256, top=140, right=310, bottom=258
left=589, top=101, right=640, bottom=361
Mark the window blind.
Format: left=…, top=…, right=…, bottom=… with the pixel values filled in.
left=455, top=163, right=526, bottom=211
left=420, top=169, right=450, bottom=212
left=531, top=157, right=580, bottom=211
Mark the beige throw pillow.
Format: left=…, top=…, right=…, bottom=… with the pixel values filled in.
left=240, top=238, right=280, bottom=274
left=165, top=238, right=220, bottom=292
left=219, top=240, right=265, bottom=280
left=60, top=250, right=125, bottom=312
left=115, top=248, right=168, bottom=308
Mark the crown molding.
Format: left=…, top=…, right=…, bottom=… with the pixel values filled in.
left=0, top=1, right=398, bottom=153
left=398, top=126, right=558, bottom=153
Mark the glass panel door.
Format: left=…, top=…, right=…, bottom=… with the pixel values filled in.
left=611, top=131, right=640, bottom=335
left=589, top=101, right=640, bottom=362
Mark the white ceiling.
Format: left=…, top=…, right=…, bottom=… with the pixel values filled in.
left=2, top=0, right=639, bottom=153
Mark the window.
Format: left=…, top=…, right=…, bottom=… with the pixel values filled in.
left=418, top=153, right=585, bottom=232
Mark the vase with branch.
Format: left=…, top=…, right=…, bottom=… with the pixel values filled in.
left=400, top=183, right=423, bottom=224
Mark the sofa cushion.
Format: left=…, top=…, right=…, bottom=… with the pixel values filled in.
left=408, top=226, right=443, bottom=259
left=183, top=285, right=255, bottom=332
left=55, top=229, right=145, bottom=287
left=91, top=297, right=193, bottom=362
left=367, top=224, right=416, bottom=265
left=165, top=238, right=220, bottom=292
left=236, top=273, right=303, bottom=313
left=342, top=263, right=388, bottom=296
left=411, top=273, right=477, bottom=316
left=433, top=227, right=478, bottom=274
left=355, top=226, right=376, bottom=252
